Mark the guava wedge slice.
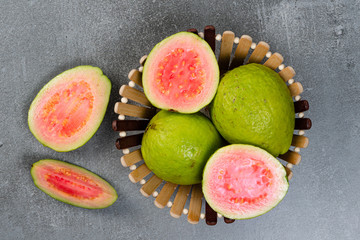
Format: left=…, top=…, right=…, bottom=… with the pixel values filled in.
left=210, top=63, right=294, bottom=156
left=142, top=32, right=219, bottom=113
left=141, top=110, right=223, bottom=185
left=28, top=66, right=111, bottom=152
left=202, top=144, right=289, bottom=219
left=31, top=159, right=118, bottom=209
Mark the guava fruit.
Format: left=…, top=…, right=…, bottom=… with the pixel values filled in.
left=142, top=32, right=219, bottom=113
left=28, top=66, right=111, bottom=152
left=31, top=159, right=118, bottom=209
left=141, top=110, right=223, bottom=185
left=202, top=144, right=288, bottom=219
left=210, top=63, right=294, bottom=156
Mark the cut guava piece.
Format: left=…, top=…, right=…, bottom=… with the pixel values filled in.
left=202, top=144, right=288, bottom=219
left=141, top=110, right=223, bottom=185
left=31, top=159, right=118, bottom=209
left=28, top=66, right=111, bottom=152
left=142, top=32, right=219, bottom=113
left=210, top=63, right=294, bottom=156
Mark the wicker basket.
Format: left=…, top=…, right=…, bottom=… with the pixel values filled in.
left=112, top=26, right=311, bottom=225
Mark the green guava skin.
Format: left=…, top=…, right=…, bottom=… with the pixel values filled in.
left=141, top=110, right=224, bottom=185
left=210, top=63, right=295, bottom=157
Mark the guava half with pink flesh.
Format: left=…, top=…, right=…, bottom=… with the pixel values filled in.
left=142, top=32, right=219, bottom=113
left=28, top=65, right=111, bottom=152
left=31, top=159, right=118, bottom=209
left=202, top=144, right=289, bottom=219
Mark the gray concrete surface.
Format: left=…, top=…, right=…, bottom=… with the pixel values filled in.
left=1, top=0, right=359, bottom=239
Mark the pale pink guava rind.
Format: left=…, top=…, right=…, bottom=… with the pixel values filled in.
left=202, top=144, right=289, bottom=220
left=142, top=32, right=219, bottom=113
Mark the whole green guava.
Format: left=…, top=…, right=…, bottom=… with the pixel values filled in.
left=210, top=63, right=295, bottom=156
left=141, top=110, right=223, bottom=185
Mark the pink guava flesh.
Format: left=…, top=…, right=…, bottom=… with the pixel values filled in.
left=202, top=144, right=288, bottom=219
left=28, top=66, right=111, bottom=152
left=38, top=80, right=94, bottom=139
left=31, top=159, right=118, bottom=209
left=38, top=164, right=103, bottom=199
left=143, top=32, right=219, bottom=113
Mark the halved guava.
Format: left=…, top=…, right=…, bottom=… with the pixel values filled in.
left=141, top=110, right=223, bottom=185
left=202, top=144, right=289, bottom=219
left=210, top=63, right=294, bottom=156
left=28, top=66, right=111, bottom=152
left=142, top=32, right=219, bottom=113
left=31, top=159, right=118, bottom=209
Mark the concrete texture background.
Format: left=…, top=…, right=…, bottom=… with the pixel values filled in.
left=1, top=0, right=359, bottom=239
